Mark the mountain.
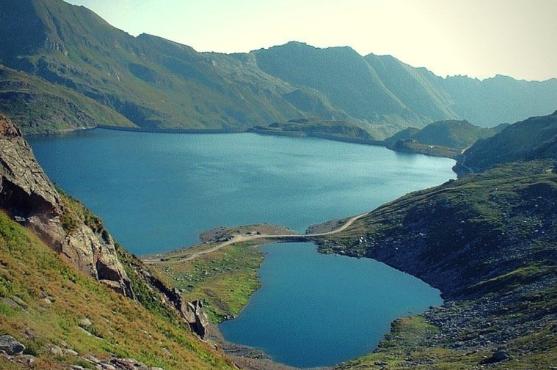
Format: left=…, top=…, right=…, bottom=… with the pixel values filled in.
left=318, top=160, right=557, bottom=368
left=0, top=0, right=342, bottom=133
left=0, top=0, right=556, bottom=135
left=438, top=74, right=557, bottom=127
left=252, top=42, right=447, bottom=128
left=385, top=120, right=506, bottom=158
left=252, top=43, right=557, bottom=129
left=0, top=114, right=233, bottom=368
left=455, top=111, right=557, bottom=175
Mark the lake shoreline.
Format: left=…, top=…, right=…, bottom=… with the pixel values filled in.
left=31, top=124, right=457, bottom=161
left=31, top=130, right=456, bottom=368
left=147, top=228, right=444, bottom=369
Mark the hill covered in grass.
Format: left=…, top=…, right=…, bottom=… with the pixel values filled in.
left=455, top=111, right=557, bottom=175
left=0, top=0, right=556, bottom=134
left=0, top=211, right=232, bottom=369
left=0, top=65, right=133, bottom=134
left=385, top=120, right=506, bottom=158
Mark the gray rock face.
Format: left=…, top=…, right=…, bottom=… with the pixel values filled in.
left=0, top=335, right=25, bottom=355
left=0, top=115, right=132, bottom=297
left=182, top=300, right=209, bottom=338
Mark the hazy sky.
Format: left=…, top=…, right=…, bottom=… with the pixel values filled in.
left=66, top=0, right=557, bottom=81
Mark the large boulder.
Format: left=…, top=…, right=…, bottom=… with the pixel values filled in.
left=181, top=300, right=209, bottom=338
left=0, top=114, right=132, bottom=297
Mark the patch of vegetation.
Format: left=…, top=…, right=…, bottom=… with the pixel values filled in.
left=337, top=316, right=485, bottom=369
left=389, top=139, right=462, bottom=158
left=59, top=191, right=103, bottom=234
left=151, top=242, right=264, bottom=323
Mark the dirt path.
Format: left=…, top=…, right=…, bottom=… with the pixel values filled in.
left=143, top=213, right=368, bottom=264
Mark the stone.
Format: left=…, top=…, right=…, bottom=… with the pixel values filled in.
left=181, top=300, right=209, bottom=338
left=0, top=335, right=25, bottom=355
left=0, top=297, right=20, bottom=310
left=110, top=358, right=150, bottom=369
left=64, top=348, right=79, bottom=356
left=49, top=345, right=63, bottom=356
left=10, top=296, right=27, bottom=309
left=79, top=318, right=92, bottom=328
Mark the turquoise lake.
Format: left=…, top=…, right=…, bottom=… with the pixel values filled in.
left=29, top=129, right=454, bottom=367
left=220, top=242, right=443, bottom=368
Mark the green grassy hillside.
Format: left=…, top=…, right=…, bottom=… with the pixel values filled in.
left=0, top=65, right=134, bottom=134
left=0, top=210, right=233, bottom=369
left=456, top=111, right=557, bottom=174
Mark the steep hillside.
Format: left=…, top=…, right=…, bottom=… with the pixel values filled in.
left=0, top=114, right=233, bottom=368
left=364, top=54, right=455, bottom=121
left=318, top=161, right=557, bottom=368
left=456, top=111, right=557, bottom=175
left=0, top=65, right=133, bottom=134
left=385, top=120, right=505, bottom=158
left=0, top=114, right=131, bottom=294
left=253, top=42, right=433, bottom=126
left=0, top=211, right=233, bottom=369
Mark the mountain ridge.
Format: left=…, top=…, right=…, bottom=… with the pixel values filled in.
left=0, top=0, right=556, bottom=134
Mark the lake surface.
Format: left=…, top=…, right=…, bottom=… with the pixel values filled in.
left=29, top=129, right=454, bottom=367
left=220, top=242, right=442, bottom=368
left=29, top=129, right=455, bottom=254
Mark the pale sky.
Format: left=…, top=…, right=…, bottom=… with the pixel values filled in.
left=66, top=0, right=557, bottom=81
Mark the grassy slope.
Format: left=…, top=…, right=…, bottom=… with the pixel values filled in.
left=0, top=210, right=233, bottom=369
left=317, top=161, right=557, bottom=368
left=456, top=111, right=557, bottom=175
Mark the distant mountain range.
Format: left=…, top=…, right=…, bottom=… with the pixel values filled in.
left=1, top=0, right=556, bottom=135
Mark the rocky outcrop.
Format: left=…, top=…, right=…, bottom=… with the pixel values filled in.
left=182, top=300, right=210, bottom=339
left=0, top=114, right=132, bottom=297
